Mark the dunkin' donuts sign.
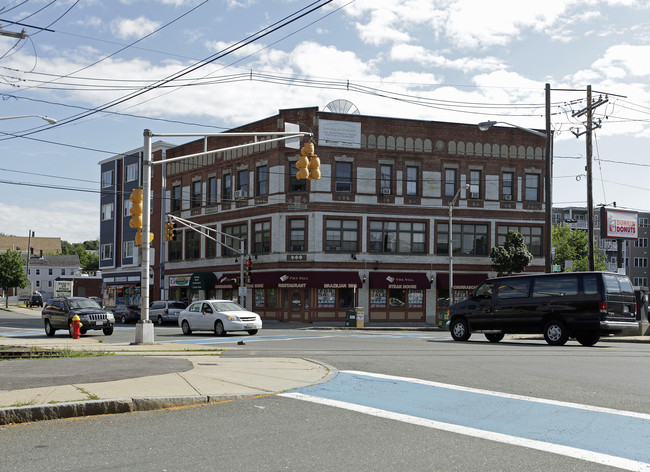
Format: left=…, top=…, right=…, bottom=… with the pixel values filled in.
left=600, top=208, right=638, bottom=239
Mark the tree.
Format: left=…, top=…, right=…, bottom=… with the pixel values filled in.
left=60, top=239, right=100, bottom=274
left=489, top=230, right=533, bottom=276
left=552, top=225, right=606, bottom=272
left=0, top=250, right=29, bottom=308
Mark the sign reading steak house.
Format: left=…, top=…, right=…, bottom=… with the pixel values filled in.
left=600, top=207, right=638, bottom=240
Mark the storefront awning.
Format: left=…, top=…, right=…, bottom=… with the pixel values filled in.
left=214, top=273, right=237, bottom=289
left=369, top=272, right=431, bottom=290
left=189, top=272, right=218, bottom=290
left=246, top=271, right=362, bottom=289
left=436, top=273, right=488, bottom=290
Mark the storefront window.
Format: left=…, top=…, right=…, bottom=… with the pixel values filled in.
left=318, top=288, right=335, bottom=308
left=389, top=289, right=406, bottom=307
left=254, top=288, right=277, bottom=308
left=371, top=289, right=387, bottom=308
left=408, top=290, right=423, bottom=308
left=338, top=288, right=355, bottom=308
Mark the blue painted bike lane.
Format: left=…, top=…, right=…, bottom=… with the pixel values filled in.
left=283, top=370, right=650, bottom=470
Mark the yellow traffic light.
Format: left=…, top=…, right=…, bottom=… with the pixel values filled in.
left=308, top=155, right=321, bottom=180
left=299, top=139, right=320, bottom=180
left=296, top=155, right=309, bottom=180
left=129, top=187, right=143, bottom=229
left=165, top=221, right=177, bottom=242
left=135, top=229, right=153, bottom=247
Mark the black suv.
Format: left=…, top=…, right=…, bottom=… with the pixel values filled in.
left=448, top=271, right=639, bottom=346
left=27, top=293, right=43, bottom=307
left=42, top=297, right=115, bottom=337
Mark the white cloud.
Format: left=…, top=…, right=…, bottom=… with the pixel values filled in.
left=592, top=44, right=650, bottom=78
left=110, top=16, right=160, bottom=40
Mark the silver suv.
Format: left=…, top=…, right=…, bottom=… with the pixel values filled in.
left=149, top=300, right=187, bottom=325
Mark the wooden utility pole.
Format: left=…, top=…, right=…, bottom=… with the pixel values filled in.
left=586, top=85, right=595, bottom=271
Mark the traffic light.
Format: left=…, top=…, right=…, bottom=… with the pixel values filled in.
left=129, top=187, right=143, bottom=229
left=164, top=220, right=177, bottom=241
left=308, top=155, right=321, bottom=180
left=245, top=257, right=253, bottom=284
left=296, top=154, right=309, bottom=180
left=298, top=139, right=320, bottom=180
left=135, top=230, right=154, bottom=247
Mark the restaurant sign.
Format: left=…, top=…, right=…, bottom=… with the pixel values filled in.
left=600, top=207, right=638, bottom=240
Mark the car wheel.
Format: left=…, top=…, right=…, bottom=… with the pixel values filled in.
left=450, top=318, right=471, bottom=341
left=576, top=332, right=600, bottom=347
left=485, top=332, right=504, bottom=343
left=214, top=320, right=226, bottom=336
left=247, top=329, right=258, bottom=335
left=181, top=320, right=192, bottom=335
left=543, top=319, right=569, bottom=346
left=121, top=315, right=128, bottom=324
left=103, top=326, right=114, bottom=336
left=44, top=320, right=55, bottom=337
left=80, top=328, right=88, bottom=335
left=157, top=316, right=164, bottom=326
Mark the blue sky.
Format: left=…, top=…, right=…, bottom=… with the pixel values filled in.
left=1, top=0, right=649, bottom=243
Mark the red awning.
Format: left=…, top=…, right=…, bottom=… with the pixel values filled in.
left=214, top=273, right=237, bottom=289
left=369, top=272, right=431, bottom=290
left=248, top=271, right=362, bottom=289
left=436, top=273, right=488, bottom=290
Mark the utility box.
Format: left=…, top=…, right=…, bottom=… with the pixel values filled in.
left=345, top=310, right=356, bottom=327
left=355, top=307, right=365, bottom=328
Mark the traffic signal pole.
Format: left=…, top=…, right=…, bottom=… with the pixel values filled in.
left=134, top=128, right=313, bottom=344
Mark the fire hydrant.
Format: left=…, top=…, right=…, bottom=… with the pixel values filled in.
left=71, top=315, right=82, bottom=339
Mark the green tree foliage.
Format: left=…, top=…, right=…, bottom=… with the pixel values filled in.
left=61, top=240, right=100, bottom=273
left=0, top=250, right=29, bottom=308
left=489, top=230, right=534, bottom=276
left=552, top=225, right=606, bottom=272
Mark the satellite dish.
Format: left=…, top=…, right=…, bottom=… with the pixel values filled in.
left=324, top=99, right=360, bottom=115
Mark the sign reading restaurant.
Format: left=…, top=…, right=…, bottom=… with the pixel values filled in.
left=600, top=207, right=638, bottom=240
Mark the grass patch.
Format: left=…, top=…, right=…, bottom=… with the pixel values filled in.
left=0, top=346, right=115, bottom=360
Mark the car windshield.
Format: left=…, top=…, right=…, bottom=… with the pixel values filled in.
left=211, top=301, right=245, bottom=312
left=69, top=299, right=101, bottom=309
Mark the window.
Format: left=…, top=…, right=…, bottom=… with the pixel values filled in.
left=190, top=180, right=201, bottom=208
left=634, top=257, right=648, bottom=268
left=444, top=169, right=456, bottom=197
left=49, top=269, right=53, bottom=275
left=126, top=163, right=138, bottom=182
left=185, top=231, right=201, bottom=259
left=124, top=240, right=135, bottom=259
left=502, top=172, right=514, bottom=200
left=223, top=224, right=247, bottom=257
left=437, top=223, right=488, bottom=256
left=525, top=174, right=540, bottom=201
left=640, top=217, right=648, bottom=228
left=380, top=164, right=392, bottom=194
left=583, top=274, right=599, bottom=295
left=123, top=199, right=132, bottom=217
left=469, top=170, right=481, bottom=198
left=171, top=185, right=181, bottom=212
left=102, top=170, right=113, bottom=188
left=223, top=174, right=231, bottom=202
left=497, top=226, right=543, bottom=257
left=206, top=226, right=217, bottom=258
left=406, top=166, right=418, bottom=196
left=634, top=277, right=648, bottom=286
left=253, top=221, right=271, bottom=254
left=533, top=275, right=578, bottom=297
left=325, top=219, right=359, bottom=253
left=207, top=177, right=217, bottom=206
left=369, top=221, right=426, bottom=254
left=36, top=269, right=40, bottom=275
left=256, top=166, right=268, bottom=196
left=101, top=203, right=114, bottom=221
left=61, top=269, right=65, bottom=275
left=169, top=238, right=182, bottom=261
left=335, top=162, right=352, bottom=192
left=635, top=238, right=648, bottom=248
left=289, top=219, right=306, bottom=252
left=497, top=279, right=531, bottom=299
left=101, top=244, right=112, bottom=260
left=237, top=169, right=248, bottom=197
left=254, top=288, right=277, bottom=308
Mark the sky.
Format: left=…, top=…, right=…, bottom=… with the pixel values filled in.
left=1, top=0, right=649, bottom=243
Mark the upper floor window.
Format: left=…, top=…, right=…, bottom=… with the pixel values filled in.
left=207, top=177, right=217, bottom=206
left=237, top=169, right=249, bottom=197
left=437, top=223, right=488, bottom=256
left=101, top=203, right=114, bottom=221
left=185, top=230, right=201, bottom=259
left=191, top=180, right=201, bottom=209
left=369, top=221, right=426, bottom=254
left=335, top=162, right=352, bottom=193
left=635, top=238, right=648, bottom=248
left=380, top=164, right=392, bottom=194
left=469, top=170, right=481, bottom=199
left=101, top=244, right=112, bottom=260
left=406, top=166, right=418, bottom=196
left=102, top=170, right=113, bottom=188
left=325, top=219, right=359, bottom=253
left=289, top=218, right=306, bottom=252
left=502, top=172, right=514, bottom=200
left=444, top=168, right=457, bottom=198
left=171, top=185, right=181, bottom=212
left=168, top=238, right=182, bottom=262
left=126, top=163, right=138, bottom=182
left=61, top=269, right=66, bottom=275
left=525, top=174, right=540, bottom=202
left=223, top=174, right=232, bottom=202
left=257, top=166, right=268, bottom=196
left=497, top=226, right=542, bottom=257
left=634, top=257, right=648, bottom=268
left=223, top=223, right=247, bottom=257
left=253, top=221, right=271, bottom=254
left=640, top=217, right=648, bottom=228
left=124, top=240, right=135, bottom=259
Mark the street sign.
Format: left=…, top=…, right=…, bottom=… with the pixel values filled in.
left=552, top=264, right=562, bottom=272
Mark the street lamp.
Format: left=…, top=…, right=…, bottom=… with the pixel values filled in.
left=0, top=115, right=57, bottom=125
left=449, top=184, right=470, bottom=306
left=478, top=85, right=553, bottom=273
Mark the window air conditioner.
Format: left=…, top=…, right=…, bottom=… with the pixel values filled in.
left=381, top=188, right=391, bottom=195
left=470, top=192, right=479, bottom=199
left=503, top=194, right=512, bottom=201
left=234, top=189, right=247, bottom=199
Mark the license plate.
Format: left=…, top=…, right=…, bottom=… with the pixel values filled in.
left=245, top=325, right=254, bottom=329
left=96, top=320, right=104, bottom=326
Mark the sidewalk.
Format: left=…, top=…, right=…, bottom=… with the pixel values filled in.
left=0, top=306, right=334, bottom=426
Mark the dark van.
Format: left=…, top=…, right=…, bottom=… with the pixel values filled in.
left=448, top=271, right=638, bottom=346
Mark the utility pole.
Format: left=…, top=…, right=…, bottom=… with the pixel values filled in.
left=586, top=85, right=595, bottom=271
left=544, top=83, right=553, bottom=273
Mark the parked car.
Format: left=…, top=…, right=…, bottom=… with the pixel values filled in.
left=27, top=293, right=43, bottom=308
left=150, top=300, right=187, bottom=325
left=89, top=296, right=104, bottom=307
left=447, top=271, right=639, bottom=346
left=112, top=305, right=141, bottom=324
left=178, top=299, right=262, bottom=336
left=42, top=297, right=115, bottom=337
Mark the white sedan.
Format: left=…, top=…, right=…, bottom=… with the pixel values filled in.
left=178, top=299, right=262, bottom=336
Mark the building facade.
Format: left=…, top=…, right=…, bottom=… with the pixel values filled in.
left=100, top=106, right=548, bottom=324
left=22, top=254, right=82, bottom=301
